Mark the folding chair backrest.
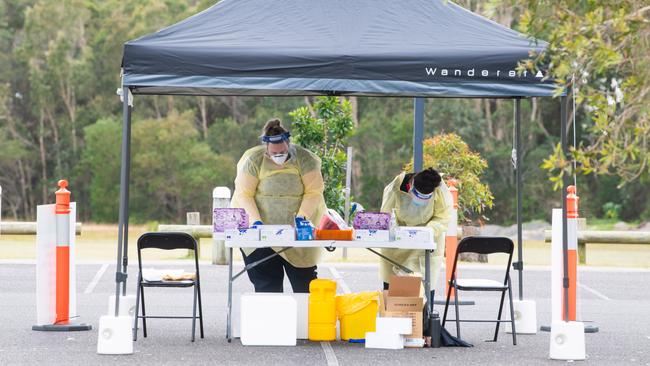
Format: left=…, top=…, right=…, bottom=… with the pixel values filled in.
left=138, top=232, right=197, bottom=251
left=456, top=236, right=514, bottom=256
left=451, top=236, right=514, bottom=285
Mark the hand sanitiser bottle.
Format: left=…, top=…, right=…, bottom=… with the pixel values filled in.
left=389, top=209, right=397, bottom=241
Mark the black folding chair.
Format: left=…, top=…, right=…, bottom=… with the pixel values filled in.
left=133, top=232, right=204, bottom=342
left=442, top=236, right=517, bottom=345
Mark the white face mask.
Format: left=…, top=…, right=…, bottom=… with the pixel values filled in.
left=271, top=153, right=288, bottom=165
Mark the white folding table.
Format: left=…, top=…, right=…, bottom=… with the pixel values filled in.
left=223, top=238, right=436, bottom=342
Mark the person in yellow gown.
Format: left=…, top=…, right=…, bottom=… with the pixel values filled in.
left=231, top=118, right=326, bottom=293
left=379, top=168, right=451, bottom=290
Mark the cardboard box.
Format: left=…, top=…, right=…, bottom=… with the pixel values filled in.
left=384, top=276, right=424, bottom=312
left=378, top=276, right=425, bottom=339
left=354, top=229, right=390, bottom=242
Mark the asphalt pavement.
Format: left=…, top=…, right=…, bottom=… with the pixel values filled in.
left=1, top=260, right=649, bottom=365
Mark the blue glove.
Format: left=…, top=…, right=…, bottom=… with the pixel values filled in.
left=251, top=220, right=263, bottom=228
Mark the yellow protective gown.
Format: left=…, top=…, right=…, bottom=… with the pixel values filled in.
left=231, top=144, right=326, bottom=268
left=379, top=172, right=452, bottom=286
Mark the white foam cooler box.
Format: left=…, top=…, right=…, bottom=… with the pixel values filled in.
left=259, top=225, right=295, bottom=241
left=240, top=293, right=297, bottom=346
left=294, top=293, right=309, bottom=340
left=376, top=317, right=412, bottom=334
left=366, top=313, right=414, bottom=350
left=354, top=229, right=390, bottom=242
left=395, top=227, right=433, bottom=243
left=233, top=293, right=309, bottom=340
left=225, top=228, right=260, bottom=241
left=365, top=332, right=404, bottom=350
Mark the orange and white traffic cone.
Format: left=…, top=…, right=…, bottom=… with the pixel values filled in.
left=55, top=180, right=71, bottom=325
left=549, top=185, right=586, bottom=360
left=437, top=179, right=475, bottom=306
left=444, top=179, right=459, bottom=300
left=33, top=180, right=91, bottom=331
left=564, top=185, right=579, bottom=322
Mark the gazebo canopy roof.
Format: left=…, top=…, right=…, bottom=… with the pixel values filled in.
left=122, top=0, right=558, bottom=98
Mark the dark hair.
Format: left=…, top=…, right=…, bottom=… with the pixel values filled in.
left=262, top=118, right=288, bottom=137
left=413, top=168, right=442, bottom=195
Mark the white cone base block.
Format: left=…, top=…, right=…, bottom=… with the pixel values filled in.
left=506, top=299, right=537, bottom=334
left=108, top=295, right=136, bottom=318
left=97, top=315, right=133, bottom=355
left=549, top=321, right=586, bottom=360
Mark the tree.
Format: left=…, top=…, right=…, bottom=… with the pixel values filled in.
left=290, top=97, right=355, bottom=214
left=405, top=133, right=494, bottom=223
left=81, top=112, right=235, bottom=222
left=514, top=1, right=650, bottom=183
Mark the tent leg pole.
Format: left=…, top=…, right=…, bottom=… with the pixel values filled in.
left=413, top=98, right=424, bottom=172
left=114, top=86, right=132, bottom=316
left=560, top=95, right=569, bottom=321
left=515, top=98, right=523, bottom=301
left=122, top=99, right=132, bottom=296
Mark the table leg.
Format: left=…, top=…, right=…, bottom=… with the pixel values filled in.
left=425, top=249, right=432, bottom=314
left=227, top=247, right=233, bottom=342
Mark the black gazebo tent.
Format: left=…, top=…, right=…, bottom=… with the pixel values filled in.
left=118, top=0, right=572, bottom=336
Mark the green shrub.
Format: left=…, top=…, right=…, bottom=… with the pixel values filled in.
left=405, top=133, right=494, bottom=224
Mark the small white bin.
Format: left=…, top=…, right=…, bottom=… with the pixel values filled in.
left=355, top=230, right=390, bottom=242
left=395, top=227, right=433, bottom=243
left=225, top=228, right=260, bottom=241
left=259, top=225, right=295, bottom=241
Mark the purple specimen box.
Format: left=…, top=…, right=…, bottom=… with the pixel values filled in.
left=213, top=208, right=249, bottom=233
left=352, top=212, right=391, bottom=230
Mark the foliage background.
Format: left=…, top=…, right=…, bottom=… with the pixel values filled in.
left=0, top=0, right=648, bottom=224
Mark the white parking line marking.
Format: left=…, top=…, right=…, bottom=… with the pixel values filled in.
left=321, top=266, right=345, bottom=366
left=320, top=341, right=339, bottom=366
left=84, top=263, right=109, bottom=294
left=578, top=282, right=611, bottom=301
left=328, top=266, right=351, bottom=294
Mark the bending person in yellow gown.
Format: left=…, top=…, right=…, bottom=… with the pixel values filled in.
left=231, top=118, right=326, bottom=293
left=379, top=168, right=451, bottom=290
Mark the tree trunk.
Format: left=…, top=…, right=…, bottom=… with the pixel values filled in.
left=153, top=97, right=162, bottom=119
left=46, top=109, right=62, bottom=177
left=484, top=99, right=494, bottom=140
left=18, top=160, right=28, bottom=217
left=38, top=114, right=48, bottom=205
left=198, top=96, right=209, bottom=139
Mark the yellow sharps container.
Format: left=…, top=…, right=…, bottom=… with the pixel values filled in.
left=308, top=279, right=337, bottom=341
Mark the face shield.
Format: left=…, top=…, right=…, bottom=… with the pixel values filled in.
left=262, top=132, right=291, bottom=165
left=410, top=185, right=433, bottom=207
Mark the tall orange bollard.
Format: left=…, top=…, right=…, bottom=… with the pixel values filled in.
left=55, top=180, right=71, bottom=325
left=33, top=180, right=91, bottom=332
left=445, top=179, right=459, bottom=299
left=564, top=185, right=579, bottom=321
